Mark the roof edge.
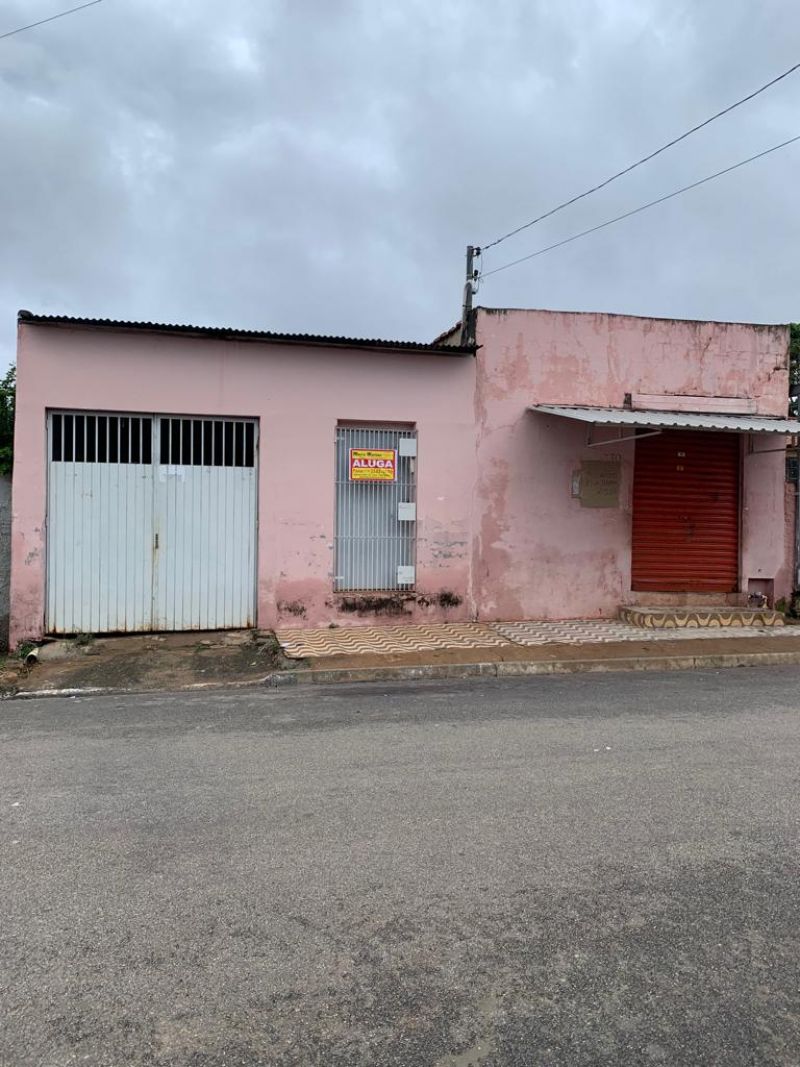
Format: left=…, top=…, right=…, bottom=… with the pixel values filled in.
left=477, top=305, right=789, bottom=331
left=430, top=320, right=462, bottom=345
left=17, top=311, right=476, bottom=356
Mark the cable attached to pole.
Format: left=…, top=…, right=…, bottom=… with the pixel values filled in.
left=482, top=59, right=800, bottom=253
left=480, top=133, right=800, bottom=279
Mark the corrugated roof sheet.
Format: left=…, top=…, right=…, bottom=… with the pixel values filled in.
left=530, top=404, right=800, bottom=435
left=17, top=310, right=475, bottom=355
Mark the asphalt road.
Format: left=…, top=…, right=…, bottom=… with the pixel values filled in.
left=2, top=668, right=800, bottom=1067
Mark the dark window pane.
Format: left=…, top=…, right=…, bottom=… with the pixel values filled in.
left=97, top=417, right=107, bottom=462
left=170, top=419, right=181, bottom=464
left=181, top=420, right=192, bottom=465
left=234, top=422, right=244, bottom=467
left=120, top=418, right=130, bottom=463
left=142, top=419, right=152, bottom=465
left=85, top=416, right=96, bottom=462
left=52, top=414, right=62, bottom=462
left=108, top=417, right=118, bottom=463
left=206, top=423, right=213, bottom=464
left=244, top=422, right=254, bottom=468
left=63, top=415, right=73, bottom=461
left=224, top=421, right=234, bottom=467
left=213, top=422, right=223, bottom=466
left=131, top=418, right=141, bottom=464
left=159, top=419, right=169, bottom=463
left=192, top=421, right=202, bottom=466
left=74, top=416, right=85, bottom=462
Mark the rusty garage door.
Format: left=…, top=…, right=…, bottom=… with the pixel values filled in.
left=631, top=429, right=740, bottom=593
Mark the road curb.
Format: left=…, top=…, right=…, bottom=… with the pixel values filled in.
left=7, top=678, right=266, bottom=701
left=263, top=649, right=800, bottom=686
left=8, top=649, right=800, bottom=700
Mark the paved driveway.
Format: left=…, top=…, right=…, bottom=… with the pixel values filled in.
left=2, top=669, right=800, bottom=1065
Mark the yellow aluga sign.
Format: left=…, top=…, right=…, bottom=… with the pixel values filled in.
left=349, top=448, right=397, bottom=481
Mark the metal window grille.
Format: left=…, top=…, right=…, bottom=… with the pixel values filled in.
left=50, top=412, right=152, bottom=464
left=50, top=413, right=256, bottom=468
left=334, top=425, right=417, bottom=591
left=786, top=455, right=799, bottom=484
left=158, top=417, right=255, bottom=467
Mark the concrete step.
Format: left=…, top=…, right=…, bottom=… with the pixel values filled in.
left=619, top=606, right=785, bottom=629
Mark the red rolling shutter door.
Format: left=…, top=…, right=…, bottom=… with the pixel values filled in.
left=631, top=430, right=740, bottom=593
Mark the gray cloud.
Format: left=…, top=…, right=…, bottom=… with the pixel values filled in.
left=1, top=0, right=799, bottom=369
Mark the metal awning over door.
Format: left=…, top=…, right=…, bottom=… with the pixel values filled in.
left=527, top=404, right=757, bottom=594
left=529, top=404, right=800, bottom=434
left=46, top=411, right=258, bottom=633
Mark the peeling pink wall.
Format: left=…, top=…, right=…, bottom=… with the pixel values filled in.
left=473, top=308, right=792, bottom=620
left=10, top=324, right=476, bottom=644
left=479, top=308, right=789, bottom=414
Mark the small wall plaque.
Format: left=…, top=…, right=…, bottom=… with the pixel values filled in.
left=577, top=459, right=621, bottom=508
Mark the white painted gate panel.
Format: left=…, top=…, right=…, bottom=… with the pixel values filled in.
left=152, top=417, right=258, bottom=630
left=46, top=412, right=257, bottom=634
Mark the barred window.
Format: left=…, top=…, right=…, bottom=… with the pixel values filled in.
left=159, top=418, right=255, bottom=468
left=50, top=413, right=152, bottom=464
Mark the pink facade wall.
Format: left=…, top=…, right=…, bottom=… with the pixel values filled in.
left=9, top=309, right=793, bottom=644
left=477, top=308, right=789, bottom=413
left=472, top=308, right=792, bottom=620
left=10, top=325, right=476, bottom=645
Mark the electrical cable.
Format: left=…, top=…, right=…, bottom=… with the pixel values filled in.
left=482, top=59, right=800, bottom=251
left=1, top=0, right=104, bottom=42
left=480, top=133, right=800, bottom=278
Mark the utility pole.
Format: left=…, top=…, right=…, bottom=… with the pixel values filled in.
left=460, top=245, right=480, bottom=347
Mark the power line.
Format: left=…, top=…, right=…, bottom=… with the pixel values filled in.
left=0, top=0, right=104, bottom=42
left=480, top=133, right=800, bottom=279
left=482, top=59, right=800, bottom=252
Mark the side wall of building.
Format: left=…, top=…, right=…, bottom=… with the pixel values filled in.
left=10, top=325, right=476, bottom=645
left=0, top=474, right=11, bottom=649
left=472, top=308, right=792, bottom=619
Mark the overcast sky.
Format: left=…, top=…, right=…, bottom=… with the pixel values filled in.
left=1, top=0, right=799, bottom=368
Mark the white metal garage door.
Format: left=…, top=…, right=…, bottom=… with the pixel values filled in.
left=46, top=412, right=258, bottom=634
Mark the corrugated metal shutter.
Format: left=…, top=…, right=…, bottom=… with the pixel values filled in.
left=631, top=430, right=740, bottom=593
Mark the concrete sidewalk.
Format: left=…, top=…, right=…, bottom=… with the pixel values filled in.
left=270, top=619, right=800, bottom=686
left=5, top=619, right=800, bottom=698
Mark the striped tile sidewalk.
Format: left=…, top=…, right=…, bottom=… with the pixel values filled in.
left=493, top=620, right=800, bottom=646
left=275, top=622, right=510, bottom=659
left=276, top=619, right=800, bottom=659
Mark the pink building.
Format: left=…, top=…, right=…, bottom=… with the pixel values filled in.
left=9, top=307, right=798, bottom=646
